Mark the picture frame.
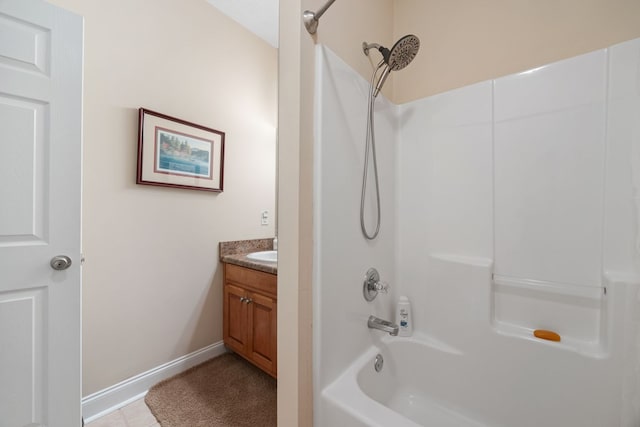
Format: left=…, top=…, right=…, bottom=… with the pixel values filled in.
left=137, top=108, right=225, bottom=192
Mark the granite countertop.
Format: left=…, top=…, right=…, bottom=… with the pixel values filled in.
left=219, top=238, right=277, bottom=275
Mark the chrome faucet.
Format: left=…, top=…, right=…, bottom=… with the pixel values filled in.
left=368, top=315, right=399, bottom=336
left=363, top=268, right=390, bottom=302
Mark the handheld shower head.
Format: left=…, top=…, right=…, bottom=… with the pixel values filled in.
left=360, top=35, right=419, bottom=240
left=363, top=34, right=420, bottom=97
left=387, top=34, right=420, bottom=71
left=373, top=66, right=391, bottom=98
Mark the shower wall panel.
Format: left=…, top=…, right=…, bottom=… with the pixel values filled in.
left=313, top=45, right=398, bottom=401
left=606, top=38, right=640, bottom=426
left=397, top=82, right=493, bottom=259
left=396, top=37, right=640, bottom=355
left=396, top=82, right=493, bottom=334
left=605, top=38, right=640, bottom=277
left=493, top=50, right=607, bottom=289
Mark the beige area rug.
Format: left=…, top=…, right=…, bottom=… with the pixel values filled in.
left=145, top=353, right=276, bottom=427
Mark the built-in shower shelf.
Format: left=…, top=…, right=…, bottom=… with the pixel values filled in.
left=492, top=320, right=608, bottom=358
left=491, top=275, right=608, bottom=358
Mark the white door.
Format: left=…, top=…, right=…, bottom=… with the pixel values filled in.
left=0, top=1, right=83, bottom=426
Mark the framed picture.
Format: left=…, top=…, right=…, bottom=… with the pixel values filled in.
left=137, top=108, right=225, bottom=192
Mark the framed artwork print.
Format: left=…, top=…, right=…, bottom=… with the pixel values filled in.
left=137, top=108, right=225, bottom=192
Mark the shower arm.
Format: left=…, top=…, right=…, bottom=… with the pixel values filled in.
left=363, top=42, right=382, bottom=55
left=303, top=0, right=337, bottom=34
left=363, top=42, right=390, bottom=59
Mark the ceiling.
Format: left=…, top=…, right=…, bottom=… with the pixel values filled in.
left=207, top=0, right=279, bottom=48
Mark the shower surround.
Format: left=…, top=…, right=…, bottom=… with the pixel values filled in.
left=313, top=38, right=640, bottom=426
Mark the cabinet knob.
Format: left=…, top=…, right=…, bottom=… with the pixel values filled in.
left=245, top=298, right=253, bottom=304
left=240, top=297, right=246, bottom=303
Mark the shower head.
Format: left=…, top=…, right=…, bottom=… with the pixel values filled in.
left=363, top=34, right=420, bottom=97
left=363, top=35, right=420, bottom=69
left=387, top=34, right=420, bottom=71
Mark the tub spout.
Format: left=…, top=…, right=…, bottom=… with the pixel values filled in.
left=368, top=315, right=399, bottom=336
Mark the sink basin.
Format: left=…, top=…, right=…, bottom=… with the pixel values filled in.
left=246, top=250, right=277, bottom=263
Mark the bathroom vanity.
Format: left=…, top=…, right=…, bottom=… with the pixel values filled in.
left=220, top=239, right=277, bottom=378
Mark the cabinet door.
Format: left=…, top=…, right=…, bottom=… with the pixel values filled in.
left=223, top=284, right=247, bottom=354
left=247, top=291, right=277, bottom=376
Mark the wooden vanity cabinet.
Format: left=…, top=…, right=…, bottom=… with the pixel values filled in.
left=223, top=263, right=277, bottom=377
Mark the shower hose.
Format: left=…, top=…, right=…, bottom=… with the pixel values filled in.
left=360, top=61, right=386, bottom=240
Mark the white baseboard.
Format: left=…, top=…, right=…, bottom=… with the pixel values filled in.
left=82, top=341, right=226, bottom=423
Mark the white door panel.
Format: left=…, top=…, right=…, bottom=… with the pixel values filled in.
left=0, top=11, right=50, bottom=75
left=0, top=289, right=45, bottom=427
left=0, top=96, right=48, bottom=244
left=0, top=1, right=83, bottom=426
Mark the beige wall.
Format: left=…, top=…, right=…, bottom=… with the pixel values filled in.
left=48, top=0, right=277, bottom=395
left=393, top=0, right=640, bottom=103
left=313, top=0, right=395, bottom=98
left=277, top=1, right=314, bottom=424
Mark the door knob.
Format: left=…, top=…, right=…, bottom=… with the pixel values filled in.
left=50, top=255, right=72, bottom=271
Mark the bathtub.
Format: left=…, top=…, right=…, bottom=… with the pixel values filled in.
left=321, top=325, right=629, bottom=427
left=322, top=334, right=486, bottom=427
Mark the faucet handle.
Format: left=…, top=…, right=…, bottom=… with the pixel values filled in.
left=363, top=268, right=392, bottom=301
left=375, top=280, right=390, bottom=294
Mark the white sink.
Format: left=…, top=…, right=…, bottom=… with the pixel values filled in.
left=246, top=250, right=277, bottom=263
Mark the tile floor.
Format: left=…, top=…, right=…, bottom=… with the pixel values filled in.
left=86, top=398, right=158, bottom=427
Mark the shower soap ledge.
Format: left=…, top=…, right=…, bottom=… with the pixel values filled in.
left=493, top=321, right=607, bottom=358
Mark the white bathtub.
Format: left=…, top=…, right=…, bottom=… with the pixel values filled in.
left=322, top=334, right=488, bottom=427
left=322, top=334, right=487, bottom=427
left=321, top=322, right=632, bottom=427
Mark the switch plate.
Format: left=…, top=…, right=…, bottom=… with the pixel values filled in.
left=261, top=210, right=269, bottom=225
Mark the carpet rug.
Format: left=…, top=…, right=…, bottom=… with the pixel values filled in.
left=145, top=353, right=276, bottom=427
